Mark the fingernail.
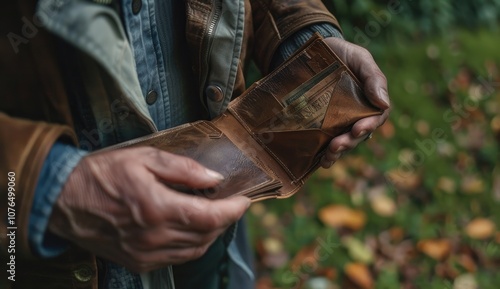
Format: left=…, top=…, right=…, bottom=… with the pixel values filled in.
left=205, top=169, right=225, bottom=180
left=379, top=88, right=390, bottom=109
left=357, top=130, right=367, bottom=138
left=336, top=146, right=346, bottom=153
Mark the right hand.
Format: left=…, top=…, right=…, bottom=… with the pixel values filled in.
left=48, top=147, right=250, bottom=273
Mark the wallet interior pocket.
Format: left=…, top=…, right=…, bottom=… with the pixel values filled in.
left=255, top=128, right=332, bottom=181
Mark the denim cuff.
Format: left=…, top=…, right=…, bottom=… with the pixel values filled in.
left=271, top=23, right=343, bottom=70
left=29, top=142, right=87, bottom=257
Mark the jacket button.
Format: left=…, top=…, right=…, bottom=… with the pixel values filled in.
left=132, top=0, right=142, bottom=15
left=72, top=264, right=93, bottom=283
left=206, top=85, right=224, bottom=102
left=146, top=90, right=158, bottom=105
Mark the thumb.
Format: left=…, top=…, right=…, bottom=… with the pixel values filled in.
left=143, top=149, right=224, bottom=188
left=174, top=195, right=251, bottom=231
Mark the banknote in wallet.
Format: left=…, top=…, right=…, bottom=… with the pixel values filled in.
left=105, top=33, right=382, bottom=202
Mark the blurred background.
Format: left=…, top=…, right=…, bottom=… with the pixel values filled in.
left=246, top=1, right=500, bottom=288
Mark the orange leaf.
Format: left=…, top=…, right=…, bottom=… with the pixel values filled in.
left=464, top=218, right=496, bottom=240
left=386, top=169, right=421, bottom=191
left=319, top=205, right=366, bottom=231
left=344, top=263, right=374, bottom=289
left=417, top=239, right=452, bottom=260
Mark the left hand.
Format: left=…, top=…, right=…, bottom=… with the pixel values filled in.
left=320, top=37, right=391, bottom=168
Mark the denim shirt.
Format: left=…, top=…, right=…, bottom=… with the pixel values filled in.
left=29, top=0, right=342, bottom=288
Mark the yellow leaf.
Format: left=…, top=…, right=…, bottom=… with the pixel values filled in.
left=464, top=218, right=496, bottom=240
left=342, top=237, right=374, bottom=264
left=461, top=175, right=485, bottom=194
left=436, top=177, right=456, bottom=194
left=370, top=194, right=396, bottom=217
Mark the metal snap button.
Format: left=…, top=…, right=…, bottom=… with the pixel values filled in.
left=132, top=0, right=142, bottom=15
left=146, top=90, right=158, bottom=105
left=205, top=85, right=224, bottom=102
left=72, top=264, right=93, bottom=283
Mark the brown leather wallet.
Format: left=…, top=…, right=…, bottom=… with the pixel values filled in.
left=107, top=34, right=382, bottom=201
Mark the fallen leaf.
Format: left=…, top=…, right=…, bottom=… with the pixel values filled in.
left=319, top=205, right=366, bottom=231
left=290, top=244, right=317, bottom=271
left=457, top=254, right=477, bottom=272
left=261, top=237, right=288, bottom=268
left=344, top=263, right=374, bottom=289
left=342, top=236, right=374, bottom=264
left=417, top=239, right=452, bottom=260
left=491, top=115, right=500, bottom=134
left=386, top=169, right=421, bottom=191
left=436, top=177, right=456, bottom=194
left=389, top=227, right=405, bottom=243
left=262, top=212, right=279, bottom=227
left=256, top=276, right=277, bottom=289
left=370, top=193, right=396, bottom=217
left=263, top=237, right=283, bottom=254
left=415, top=120, right=430, bottom=136
left=250, top=203, right=266, bottom=216
left=304, top=277, right=339, bottom=289
left=453, top=273, right=478, bottom=289
left=464, top=218, right=496, bottom=240
left=461, top=175, right=485, bottom=194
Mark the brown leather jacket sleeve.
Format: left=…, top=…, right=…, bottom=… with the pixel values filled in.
left=0, top=114, right=78, bottom=258
left=250, top=0, right=341, bottom=74
left=0, top=0, right=79, bottom=262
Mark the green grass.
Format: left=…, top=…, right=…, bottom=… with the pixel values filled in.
left=248, top=28, right=500, bottom=289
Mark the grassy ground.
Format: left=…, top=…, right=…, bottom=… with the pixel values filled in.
left=247, top=28, right=500, bottom=289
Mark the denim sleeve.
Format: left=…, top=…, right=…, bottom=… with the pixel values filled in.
left=29, top=142, right=87, bottom=257
left=270, top=23, right=344, bottom=70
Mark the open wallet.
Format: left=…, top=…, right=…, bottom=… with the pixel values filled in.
left=107, top=34, right=382, bottom=202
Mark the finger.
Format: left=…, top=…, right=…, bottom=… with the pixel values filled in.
left=326, top=132, right=367, bottom=156
left=325, top=38, right=390, bottom=110
left=122, top=225, right=220, bottom=250
left=143, top=148, right=224, bottom=188
left=168, top=194, right=251, bottom=233
left=350, top=109, right=390, bottom=138
left=319, top=156, right=335, bottom=169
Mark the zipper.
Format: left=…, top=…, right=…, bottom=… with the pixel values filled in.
left=199, top=0, right=223, bottom=110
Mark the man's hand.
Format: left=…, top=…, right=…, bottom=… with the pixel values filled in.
left=320, top=37, right=391, bottom=168
left=48, top=147, right=250, bottom=272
